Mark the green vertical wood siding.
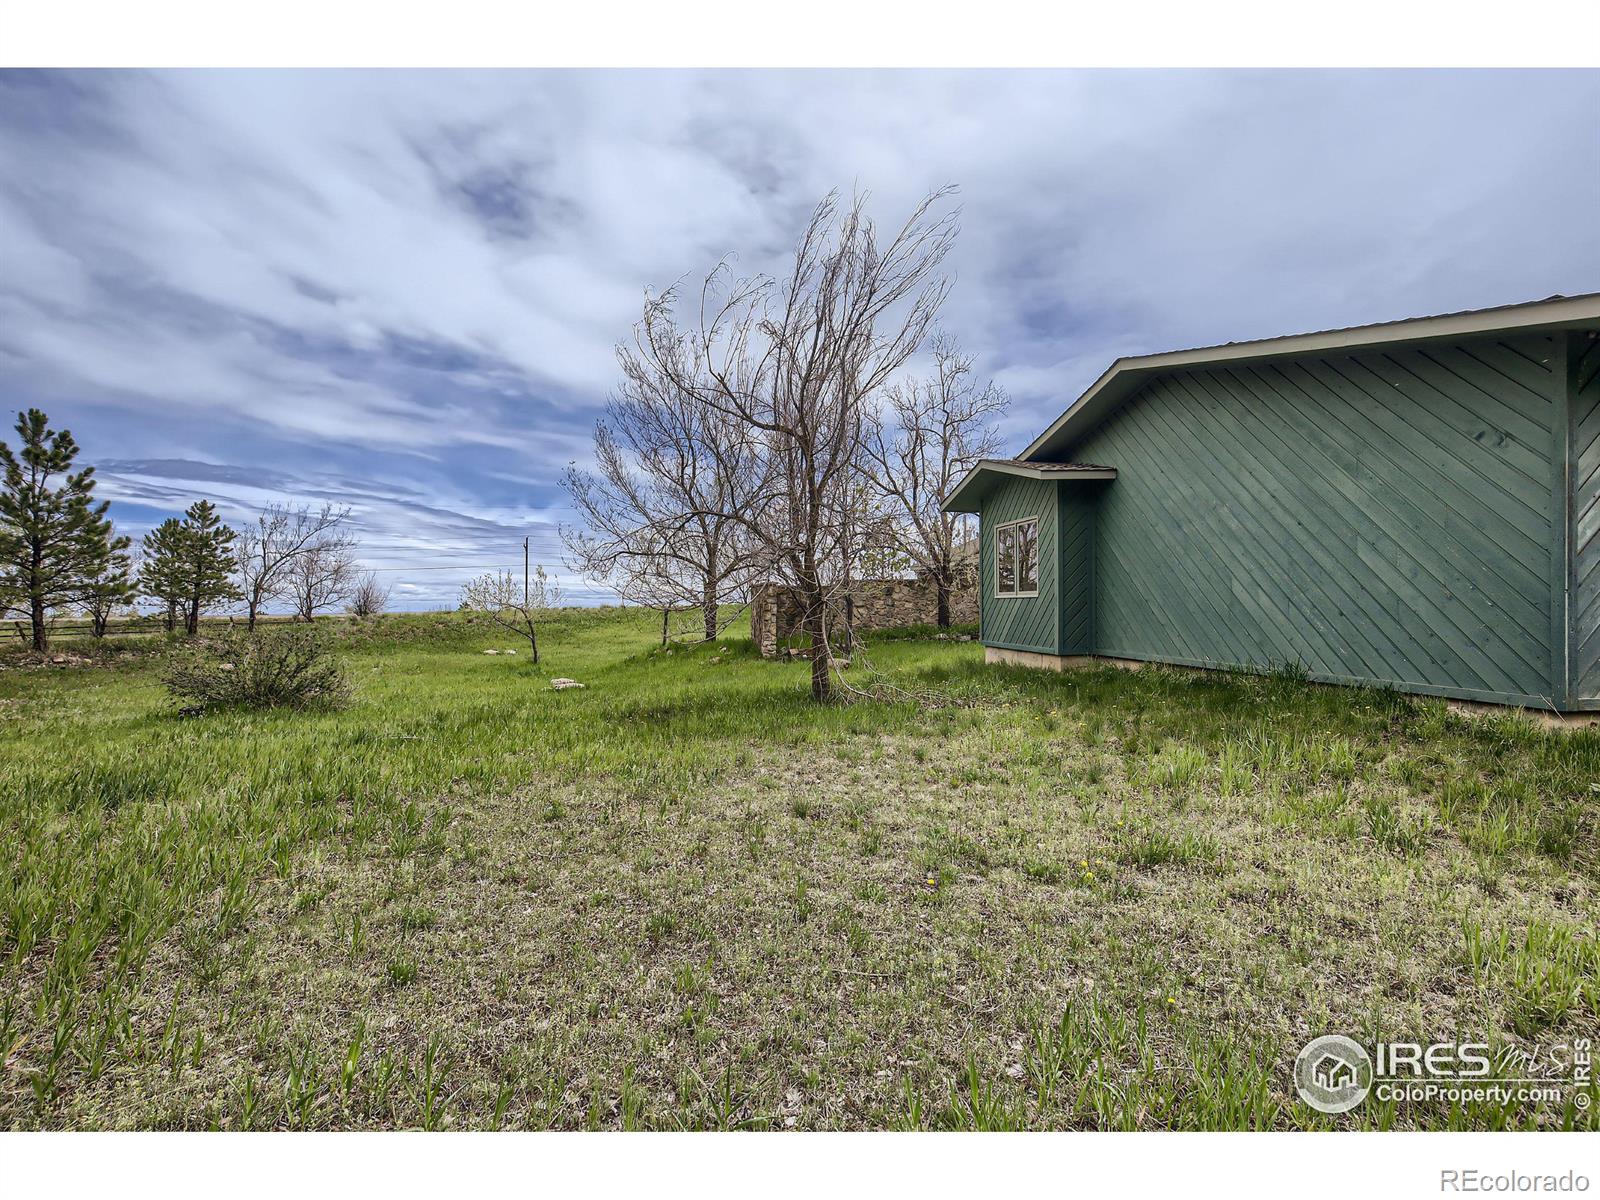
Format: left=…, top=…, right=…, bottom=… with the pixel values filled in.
left=1061, top=332, right=1563, bottom=707
left=978, top=475, right=1058, bottom=653
left=1569, top=332, right=1600, bottom=701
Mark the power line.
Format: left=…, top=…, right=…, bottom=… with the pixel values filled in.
left=358, top=564, right=533, bottom=572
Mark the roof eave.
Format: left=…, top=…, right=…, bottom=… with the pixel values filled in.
left=942, top=460, right=1118, bottom=514
left=1021, top=292, right=1600, bottom=462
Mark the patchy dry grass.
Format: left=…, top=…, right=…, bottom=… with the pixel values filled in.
left=1, top=609, right=1597, bottom=1129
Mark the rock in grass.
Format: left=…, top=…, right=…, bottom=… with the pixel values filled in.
left=483, top=649, right=500, bottom=655
left=550, top=678, right=585, bottom=690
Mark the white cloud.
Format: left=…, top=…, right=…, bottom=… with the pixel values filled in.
left=1, top=68, right=1595, bottom=606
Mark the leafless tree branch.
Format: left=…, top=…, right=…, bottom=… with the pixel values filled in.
left=235, top=503, right=351, bottom=629
left=625, top=187, right=960, bottom=700
left=460, top=566, right=562, bottom=663
left=285, top=526, right=359, bottom=622
left=860, top=332, right=1005, bottom=625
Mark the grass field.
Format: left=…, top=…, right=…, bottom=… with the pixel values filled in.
left=2, top=607, right=1597, bottom=1130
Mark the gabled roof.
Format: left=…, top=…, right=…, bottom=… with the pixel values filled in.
left=943, top=459, right=1117, bottom=513
left=1021, top=292, right=1600, bottom=463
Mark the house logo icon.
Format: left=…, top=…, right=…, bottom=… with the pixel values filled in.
left=1294, top=1035, right=1372, bottom=1114
left=1312, top=1053, right=1357, bottom=1091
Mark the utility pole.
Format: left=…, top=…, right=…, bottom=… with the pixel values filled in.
left=523, top=536, right=530, bottom=608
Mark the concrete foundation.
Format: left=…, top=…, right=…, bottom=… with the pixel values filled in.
left=981, top=645, right=1600, bottom=728
left=984, top=646, right=1146, bottom=673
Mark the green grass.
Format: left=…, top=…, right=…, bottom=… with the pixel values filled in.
left=1, top=607, right=1597, bottom=1129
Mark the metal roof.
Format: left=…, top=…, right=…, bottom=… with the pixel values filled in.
left=943, top=458, right=1118, bottom=513
left=1021, top=291, right=1600, bottom=463
left=977, top=458, right=1118, bottom=474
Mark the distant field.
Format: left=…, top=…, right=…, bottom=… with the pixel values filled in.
left=2, top=608, right=1596, bottom=1129
left=10, top=611, right=362, bottom=646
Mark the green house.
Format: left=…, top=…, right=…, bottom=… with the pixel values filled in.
left=944, top=294, right=1600, bottom=711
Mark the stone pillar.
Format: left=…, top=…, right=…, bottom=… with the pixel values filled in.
left=754, top=586, right=779, bottom=658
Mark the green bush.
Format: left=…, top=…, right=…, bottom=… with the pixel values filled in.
left=164, top=626, right=352, bottom=710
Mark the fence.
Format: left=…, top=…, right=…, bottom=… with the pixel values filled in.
left=8, top=612, right=344, bottom=644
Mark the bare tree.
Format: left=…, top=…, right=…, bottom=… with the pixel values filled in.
left=460, top=565, right=563, bottom=663
left=595, top=540, right=748, bottom=646
left=580, top=537, right=701, bottom=646
left=561, top=352, right=768, bottom=642
left=235, top=503, right=351, bottom=629
left=286, top=529, right=358, bottom=622
left=345, top=571, right=391, bottom=618
left=631, top=189, right=957, bottom=701
left=862, top=334, right=1006, bottom=626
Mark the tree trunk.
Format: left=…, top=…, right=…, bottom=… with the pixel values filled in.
left=28, top=540, right=46, bottom=651
left=661, top=607, right=670, bottom=646
left=528, top=625, right=539, bottom=665
left=186, top=596, right=200, bottom=636
left=247, top=597, right=259, bottom=631
left=936, top=575, right=951, bottom=628
left=802, top=588, right=830, bottom=703
left=164, top=601, right=176, bottom=633
left=702, top=585, right=718, bottom=642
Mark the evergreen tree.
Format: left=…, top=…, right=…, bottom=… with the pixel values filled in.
left=0, top=409, right=124, bottom=652
left=139, top=503, right=242, bottom=634
left=81, top=545, right=136, bottom=637
left=140, top=518, right=190, bottom=632
left=178, top=500, right=241, bottom=633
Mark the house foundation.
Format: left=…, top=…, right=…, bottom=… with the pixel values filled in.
left=983, top=647, right=1600, bottom=727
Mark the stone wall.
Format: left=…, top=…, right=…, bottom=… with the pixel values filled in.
left=751, top=574, right=978, bottom=658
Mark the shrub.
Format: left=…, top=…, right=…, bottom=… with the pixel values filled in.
left=164, top=626, right=352, bottom=710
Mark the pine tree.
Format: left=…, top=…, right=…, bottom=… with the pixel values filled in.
left=143, top=520, right=185, bottom=631
left=81, top=546, right=136, bottom=637
left=178, top=500, right=240, bottom=633
left=0, top=409, right=124, bottom=652
left=139, top=503, right=242, bottom=635
left=140, top=518, right=189, bottom=632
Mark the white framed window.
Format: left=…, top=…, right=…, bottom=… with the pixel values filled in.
left=994, top=517, right=1039, bottom=597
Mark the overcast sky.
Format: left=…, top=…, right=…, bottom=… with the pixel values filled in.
left=1, top=69, right=1596, bottom=608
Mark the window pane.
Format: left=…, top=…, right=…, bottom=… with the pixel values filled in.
left=1019, top=520, right=1038, bottom=592
left=997, top=525, right=1015, bottom=594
